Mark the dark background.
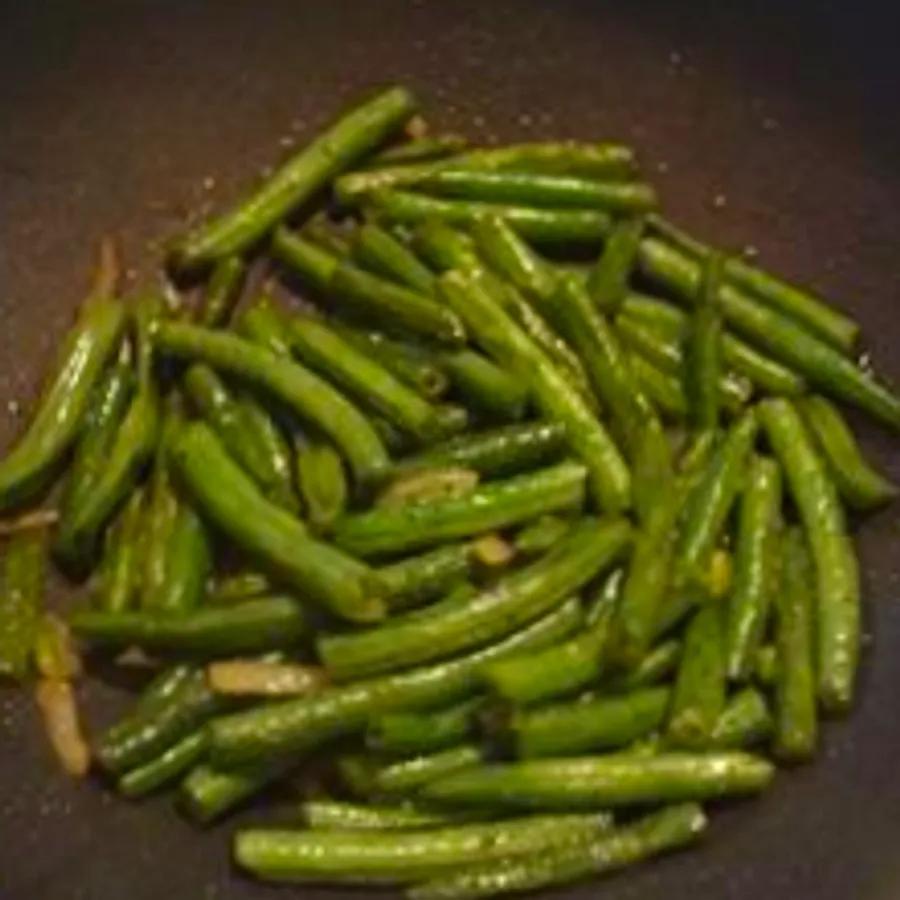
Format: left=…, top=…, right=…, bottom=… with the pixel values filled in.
left=2, top=2, right=900, bottom=898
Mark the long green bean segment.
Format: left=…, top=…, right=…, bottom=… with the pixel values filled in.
left=372, top=744, right=484, bottom=796
left=369, top=698, right=483, bottom=756
left=772, top=528, right=818, bottom=762
left=638, top=237, right=900, bottom=429
left=118, top=730, right=209, bottom=799
left=353, top=222, right=436, bottom=293
left=408, top=803, right=705, bottom=900
left=420, top=752, right=774, bottom=809
left=726, top=456, right=782, bottom=681
left=208, top=599, right=583, bottom=766
left=0, top=529, right=47, bottom=679
left=300, top=800, right=470, bottom=831
left=439, top=270, right=630, bottom=512
left=155, top=322, right=389, bottom=489
left=333, top=460, right=587, bottom=558
left=439, top=350, right=529, bottom=421
left=758, top=398, right=860, bottom=712
left=284, top=314, right=450, bottom=441
left=169, top=86, right=417, bottom=270
left=685, top=253, right=724, bottom=433
left=94, top=486, right=145, bottom=612
left=589, top=216, right=646, bottom=314
left=71, top=595, right=308, bottom=657
left=798, top=395, right=897, bottom=510
left=235, top=813, right=614, bottom=884
left=378, top=543, right=474, bottom=612
left=172, top=423, right=385, bottom=623
left=0, top=295, right=126, bottom=511
left=711, top=688, right=773, bottom=750
left=295, top=438, right=348, bottom=534
left=320, top=518, right=630, bottom=681
left=511, top=687, right=670, bottom=758
left=199, top=255, right=246, bottom=327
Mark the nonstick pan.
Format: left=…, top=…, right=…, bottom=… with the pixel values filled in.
left=2, top=1, right=900, bottom=898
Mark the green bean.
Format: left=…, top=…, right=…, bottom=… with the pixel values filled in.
left=631, top=417, right=675, bottom=523
left=409, top=803, right=705, bottom=900
left=235, top=812, right=615, bottom=884
left=754, top=644, right=778, bottom=686
left=413, top=170, right=657, bottom=213
left=377, top=468, right=480, bottom=509
left=675, top=411, right=758, bottom=591
left=685, top=253, right=724, bottom=433
left=172, top=422, right=384, bottom=622
left=331, top=324, right=450, bottom=400
left=153, top=503, right=211, bottom=614
left=285, top=314, right=450, bottom=441
left=395, top=422, right=566, bottom=480
left=666, top=605, right=727, bottom=749
left=155, top=321, right=389, bottom=489
left=367, top=134, right=468, bottom=167
left=711, top=688, right=773, bottom=750
left=198, top=255, right=246, bottom=327
left=373, top=744, right=483, bottom=796
left=421, top=752, right=773, bottom=810
left=299, top=800, right=469, bottom=831
left=772, top=528, right=818, bottom=762
left=618, top=300, right=807, bottom=396
left=484, top=569, right=620, bottom=706
left=72, top=595, right=307, bottom=657
left=798, top=395, right=896, bottom=510
left=97, top=667, right=222, bottom=774
left=614, top=476, right=689, bottom=666
left=0, top=296, right=126, bottom=511
left=329, top=257, right=466, bottom=345
left=513, top=515, right=573, bottom=558
left=236, top=391, right=298, bottom=511
left=353, top=222, right=436, bottom=293
left=726, top=456, right=782, bottom=680
left=58, top=340, right=134, bottom=518
left=118, top=730, right=208, bottom=799
left=512, top=687, right=669, bottom=759
left=367, top=190, right=612, bottom=246
left=53, top=333, right=160, bottom=569
left=334, top=460, right=586, bottom=559
left=369, top=698, right=483, bottom=756
left=586, top=216, right=646, bottom=315
left=413, top=221, right=482, bottom=272
left=439, top=350, right=529, bottom=421
left=627, top=352, right=687, bottom=421
left=208, top=598, right=583, bottom=766
left=0, top=529, right=46, bottom=680
left=302, top=212, right=353, bottom=255
left=94, top=486, right=145, bottom=612
left=758, top=398, right=859, bottom=712
left=295, top=438, right=347, bottom=534
left=639, top=237, right=900, bottom=428
left=337, top=142, right=637, bottom=198
left=439, top=270, right=630, bottom=511
left=605, top=639, right=682, bottom=693
left=649, top=216, right=859, bottom=351
left=169, top=86, right=416, bottom=270
left=378, top=543, right=473, bottom=612
left=133, top=664, right=195, bottom=718
left=322, top=518, right=629, bottom=681
left=180, top=760, right=289, bottom=824
left=272, top=228, right=339, bottom=293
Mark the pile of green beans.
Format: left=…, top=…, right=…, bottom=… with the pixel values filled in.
left=1, top=84, right=897, bottom=900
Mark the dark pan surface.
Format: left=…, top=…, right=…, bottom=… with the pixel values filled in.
left=2, top=2, right=900, bottom=898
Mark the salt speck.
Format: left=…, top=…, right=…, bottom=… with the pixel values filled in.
left=202, top=176, right=216, bottom=191
left=517, top=113, right=533, bottom=127
left=7, top=399, right=20, bottom=416
left=279, top=135, right=295, bottom=148
left=472, top=114, right=486, bottom=128
left=712, top=194, right=727, bottom=209
left=656, top=161, right=670, bottom=174
left=762, top=117, right=778, bottom=132
left=742, top=244, right=759, bottom=259
left=669, top=51, right=683, bottom=66
left=125, top=268, right=138, bottom=282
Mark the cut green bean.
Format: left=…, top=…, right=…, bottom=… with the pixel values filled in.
left=420, top=752, right=774, bottom=809
left=798, top=395, right=896, bottom=510
left=759, top=398, right=859, bottom=712
left=666, top=604, right=727, bottom=749
left=589, top=216, right=646, bottom=314
left=118, top=730, right=208, bottom=799
left=154, top=503, right=211, bottom=614
left=373, top=744, right=483, bottom=796
left=0, top=529, right=47, bottom=680
left=726, top=456, right=782, bottom=680
left=772, top=528, right=818, bottom=762
left=711, top=688, right=773, bottom=750
left=169, top=86, right=417, bottom=270
left=180, top=760, right=289, bottom=824
left=512, top=687, right=670, bottom=758
left=236, top=391, right=298, bottom=511
left=94, top=486, right=145, bottom=612
left=377, top=468, right=479, bottom=509
left=208, top=598, right=583, bottom=767
left=172, top=422, right=384, bottom=623
left=369, top=698, right=483, bottom=756
left=439, top=350, right=529, bottom=421
left=513, top=515, right=573, bottom=558
left=295, top=438, right=348, bottom=534
left=685, top=253, right=724, bottom=433
left=235, top=812, right=615, bottom=884
left=353, top=222, right=436, bottom=293
left=605, top=639, right=682, bottom=693
left=378, top=543, right=474, bottom=612
left=321, top=518, right=629, bottom=681
left=367, top=134, right=468, bottom=167
left=198, top=256, right=246, bottom=327
left=333, top=460, right=587, bottom=559
left=300, top=799, right=469, bottom=831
